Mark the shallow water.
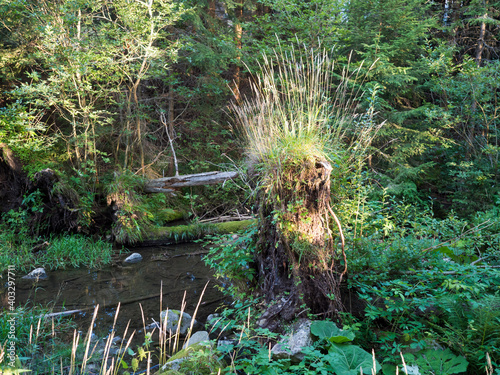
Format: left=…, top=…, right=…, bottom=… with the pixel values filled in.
left=10, top=243, right=227, bottom=338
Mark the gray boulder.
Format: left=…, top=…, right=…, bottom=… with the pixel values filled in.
left=206, top=313, right=221, bottom=326
left=271, top=319, right=313, bottom=362
left=183, top=331, right=210, bottom=349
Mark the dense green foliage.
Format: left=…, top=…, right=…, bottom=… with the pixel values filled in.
left=0, top=304, right=78, bottom=372
left=204, top=198, right=500, bottom=374
left=1, top=0, right=500, bottom=373
left=1, top=0, right=498, bottom=214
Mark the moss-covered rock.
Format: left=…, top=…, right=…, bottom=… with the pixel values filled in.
left=156, top=208, right=185, bottom=223
left=143, top=219, right=256, bottom=245
left=156, top=342, right=224, bottom=375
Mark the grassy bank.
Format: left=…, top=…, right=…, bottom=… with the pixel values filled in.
left=0, top=233, right=114, bottom=274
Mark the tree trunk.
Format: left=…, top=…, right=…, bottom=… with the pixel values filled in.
left=145, top=171, right=239, bottom=193
left=255, top=158, right=346, bottom=321
left=232, top=1, right=243, bottom=103
left=208, top=0, right=216, bottom=18
left=476, top=12, right=487, bottom=67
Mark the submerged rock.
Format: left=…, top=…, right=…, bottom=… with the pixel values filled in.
left=124, top=253, right=142, bottom=263
left=160, top=309, right=198, bottom=336
left=22, top=268, right=48, bottom=280
left=271, top=319, right=313, bottom=362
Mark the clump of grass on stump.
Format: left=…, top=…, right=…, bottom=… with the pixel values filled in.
left=231, top=45, right=379, bottom=320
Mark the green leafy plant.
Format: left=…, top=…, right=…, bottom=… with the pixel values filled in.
left=204, top=223, right=257, bottom=298
left=310, top=320, right=381, bottom=375
left=403, top=349, right=468, bottom=375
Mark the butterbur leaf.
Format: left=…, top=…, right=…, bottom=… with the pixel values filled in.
left=327, top=344, right=381, bottom=374
left=310, top=320, right=355, bottom=343
left=328, top=331, right=356, bottom=344
left=405, top=349, right=468, bottom=375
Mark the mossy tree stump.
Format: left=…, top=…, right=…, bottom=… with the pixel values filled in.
left=255, top=157, right=346, bottom=320
left=230, top=47, right=377, bottom=322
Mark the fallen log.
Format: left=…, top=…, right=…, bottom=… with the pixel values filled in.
left=144, top=171, right=239, bottom=194
left=199, top=215, right=254, bottom=224
left=40, top=309, right=87, bottom=319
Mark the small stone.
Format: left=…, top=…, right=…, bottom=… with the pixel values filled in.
left=111, top=336, right=122, bottom=345
left=162, top=358, right=183, bottom=372
left=145, top=321, right=160, bottom=331
left=124, top=253, right=142, bottom=263
left=257, top=318, right=267, bottom=327
left=22, top=268, right=48, bottom=280
left=206, top=313, right=220, bottom=326
left=182, top=331, right=210, bottom=349
left=108, top=347, right=125, bottom=356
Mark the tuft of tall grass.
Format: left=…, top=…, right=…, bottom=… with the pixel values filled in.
left=0, top=303, right=77, bottom=372
left=44, top=234, right=113, bottom=270
left=0, top=233, right=113, bottom=273
left=231, top=44, right=381, bottom=179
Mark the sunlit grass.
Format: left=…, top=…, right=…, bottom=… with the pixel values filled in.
left=231, top=44, right=379, bottom=175
left=44, top=234, right=113, bottom=270
left=0, top=233, right=113, bottom=273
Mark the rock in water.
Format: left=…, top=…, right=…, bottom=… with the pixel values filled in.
left=22, top=268, right=48, bottom=280
left=160, top=309, right=198, bottom=336
left=124, top=253, right=142, bottom=263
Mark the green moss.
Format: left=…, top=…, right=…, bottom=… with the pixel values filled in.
left=155, top=343, right=224, bottom=375
left=147, top=219, right=256, bottom=243
left=215, top=219, right=255, bottom=233
left=156, top=208, right=185, bottom=223
left=168, top=343, right=210, bottom=361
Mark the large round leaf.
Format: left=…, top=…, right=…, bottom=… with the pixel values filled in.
left=310, top=320, right=355, bottom=343
left=326, top=344, right=381, bottom=375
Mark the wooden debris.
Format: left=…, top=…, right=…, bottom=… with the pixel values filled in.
left=144, top=171, right=238, bottom=194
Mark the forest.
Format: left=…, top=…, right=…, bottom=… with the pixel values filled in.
left=0, top=0, right=500, bottom=373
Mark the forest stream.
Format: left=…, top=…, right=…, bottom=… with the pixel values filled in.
left=8, top=243, right=227, bottom=344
